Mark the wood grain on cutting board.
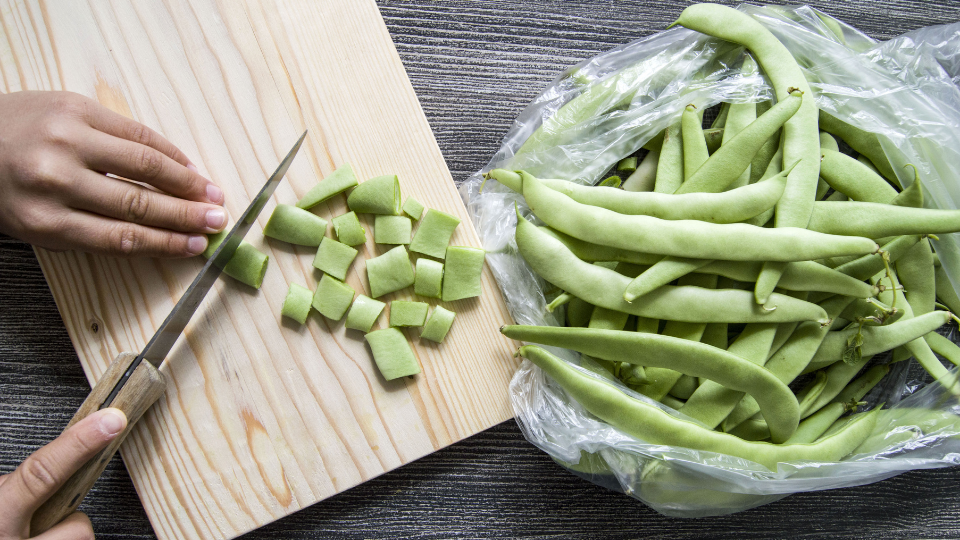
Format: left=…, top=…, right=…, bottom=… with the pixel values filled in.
left=0, top=1, right=517, bottom=538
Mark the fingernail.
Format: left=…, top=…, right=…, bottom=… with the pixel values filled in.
left=99, top=409, right=127, bottom=436
left=206, top=208, right=226, bottom=230
left=206, top=183, right=224, bottom=204
left=187, top=162, right=199, bottom=174
left=188, top=235, right=208, bottom=255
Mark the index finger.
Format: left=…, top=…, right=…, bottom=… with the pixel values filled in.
left=0, top=409, right=127, bottom=529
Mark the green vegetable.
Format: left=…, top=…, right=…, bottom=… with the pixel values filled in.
left=504, top=325, right=801, bottom=443
left=366, top=245, right=415, bottom=298
left=441, top=246, right=485, bottom=302
left=264, top=204, right=328, bottom=246
left=365, top=328, right=421, bottom=380
left=281, top=283, right=313, bottom=324
left=409, top=208, right=461, bottom=259
left=203, top=230, right=269, bottom=289
left=389, top=301, right=429, bottom=327
left=402, top=197, right=425, bottom=220
left=414, top=258, right=443, bottom=299
left=311, top=274, right=355, bottom=320
left=347, top=174, right=401, bottom=215
left=312, top=237, right=358, bottom=281
left=421, top=306, right=456, bottom=343
left=332, top=211, right=367, bottom=246
left=297, top=163, right=359, bottom=210
left=344, top=295, right=386, bottom=333
left=374, top=215, right=412, bottom=245
left=516, top=345, right=878, bottom=470
left=617, top=157, right=638, bottom=175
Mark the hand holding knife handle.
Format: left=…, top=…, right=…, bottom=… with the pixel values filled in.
left=28, top=131, right=306, bottom=536
left=30, top=353, right=165, bottom=534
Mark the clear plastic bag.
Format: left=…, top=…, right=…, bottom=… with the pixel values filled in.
left=458, top=3, right=960, bottom=517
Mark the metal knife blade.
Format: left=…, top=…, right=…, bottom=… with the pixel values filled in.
left=99, top=130, right=307, bottom=409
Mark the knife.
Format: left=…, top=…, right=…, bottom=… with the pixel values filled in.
left=30, top=131, right=308, bottom=535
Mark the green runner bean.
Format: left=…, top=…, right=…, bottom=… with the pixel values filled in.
left=808, top=201, right=960, bottom=238
left=819, top=110, right=899, bottom=184
left=655, top=121, right=684, bottom=193
left=681, top=104, right=710, bottom=180
left=808, top=310, right=951, bottom=370
left=676, top=91, right=802, bottom=194
left=515, top=214, right=830, bottom=324
left=520, top=171, right=878, bottom=262
left=504, top=326, right=801, bottom=442
left=622, top=145, right=659, bottom=192
left=518, top=345, right=878, bottom=470
left=488, top=167, right=787, bottom=223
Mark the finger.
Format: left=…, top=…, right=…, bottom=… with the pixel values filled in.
left=81, top=102, right=191, bottom=168
left=46, top=211, right=208, bottom=258
left=76, top=130, right=223, bottom=205
left=0, top=473, right=8, bottom=489
left=66, top=170, right=226, bottom=234
left=33, top=511, right=94, bottom=540
left=0, top=409, right=126, bottom=527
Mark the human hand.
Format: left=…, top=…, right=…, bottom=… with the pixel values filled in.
left=0, top=408, right=127, bottom=539
left=0, top=91, right=226, bottom=258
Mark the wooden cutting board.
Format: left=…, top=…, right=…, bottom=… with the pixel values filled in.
left=0, top=1, right=518, bottom=538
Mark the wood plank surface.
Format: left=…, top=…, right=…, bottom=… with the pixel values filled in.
left=0, top=1, right=516, bottom=539
left=4, top=1, right=960, bottom=539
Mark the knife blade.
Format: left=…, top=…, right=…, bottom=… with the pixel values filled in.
left=99, top=131, right=307, bottom=409
left=29, top=131, right=308, bottom=535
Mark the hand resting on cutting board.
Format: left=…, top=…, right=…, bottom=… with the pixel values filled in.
left=0, top=409, right=127, bottom=539
left=0, top=91, right=226, bottom=258
left=0, top=91, right=222, bottom=539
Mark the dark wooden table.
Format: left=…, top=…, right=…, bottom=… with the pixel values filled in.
left=4, top=1, right=960, bottom=538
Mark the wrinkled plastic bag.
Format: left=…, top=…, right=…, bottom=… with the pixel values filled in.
left=458, top=3, right=960, bottom=517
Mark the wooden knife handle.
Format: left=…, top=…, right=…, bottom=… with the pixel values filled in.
left=30, top=352, right=166, bottom=535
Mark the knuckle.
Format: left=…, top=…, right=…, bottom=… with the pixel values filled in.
left=121, top=188, right=151, bottom=223
left=20, top=152, right=64, bottom=192
left=18, top=454, right=60, bottom=499
left=133, top=145, right=164, bottom=179
left=38, top=116, right=74, bottom=148
left=50, top=92, right=88, bottom=117
left=128, top=123, right=152, bottom=148
left=26, top=208, right=62, bottom=238
left=111, top=224, right=141, bottom=256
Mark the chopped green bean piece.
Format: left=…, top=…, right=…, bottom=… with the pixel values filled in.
left=312, top=237, right=358, bottom=280
left=421, top=306, right=456, bottom=343
left=365, top=327, right=421, bottom=380
left=617, top=157, right=638, bottom=175
left=203, top=230, right=269, bottom=289
left=281, top=283, right=313, bottom=324
left=366, top=245, right=416, bottom=298
left=344, top=295, right=386, bottom=333
left=332, top=211, right=367, bottom=246
left=374, top=215, right=412, bottom=245
left=441, top=246, right=485, bottom=301
left=414, top=258, right=443, bottom=299
left=402, top=197, right=425, bottom=220
left=347, top=174, right=401, bottom=215
left=598, top=175, right=622, bottom=188
left=409, top=208, right=461, bottom=259
left=390, top=301, right=429, bottom=327
left=264, top=204, right=327, bottom=246
left=311, top=274, right=355, bottom=320
left=297, top=164, right=359, bottom=210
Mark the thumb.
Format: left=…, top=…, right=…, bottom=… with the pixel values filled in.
left=0, top=408, right=127, bottom=532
